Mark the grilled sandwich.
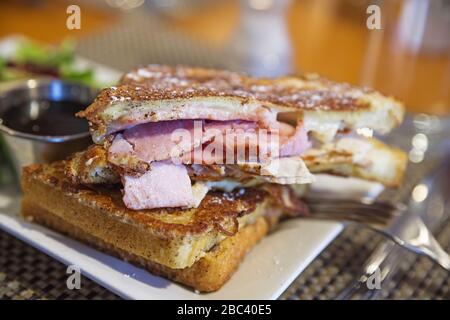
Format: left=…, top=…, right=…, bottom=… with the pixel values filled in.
left=21, top=161, right=301, bottom=291
left=21, top=65, right=407, bottom=292
left=74, top=65, right=406, bottom=209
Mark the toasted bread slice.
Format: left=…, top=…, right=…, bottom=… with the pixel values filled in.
left=22, top=198, right=270, bottom=292
left=21, top=162, right=276, bottom=270
left=77, top=65, right=404, bottom=143
left=303, top=137, right=407, bottom=187
left=65, top=144, right=120, bottom=184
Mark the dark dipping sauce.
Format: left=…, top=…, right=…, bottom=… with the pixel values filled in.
left=1, top=100, right=88, bottom=136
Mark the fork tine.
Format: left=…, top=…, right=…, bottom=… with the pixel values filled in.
left=305, top=198, right=396, bottom=212
left=308, top=205, right=393, bottom=219
left=304, top=198, right=398, bottom=226
left=304, top=198, right=450, bottom=271
left=309, top=211, right=390, bottom=225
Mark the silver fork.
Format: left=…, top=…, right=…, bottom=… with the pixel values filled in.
left=332, top=115, right=450, bottom=299
left=303, top=197, right=450, bottom=272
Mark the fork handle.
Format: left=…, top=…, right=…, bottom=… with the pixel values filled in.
left=374, top=214, right=450, bottom=272
left=421, top=234, right=450, bottom=270
left=380, top=228, right=450, bottom=271
left=337, top=224, right=450, bottom=300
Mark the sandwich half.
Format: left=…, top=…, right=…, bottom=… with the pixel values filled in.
left=75, top=65, right=406, bottom=204
left=21, top=161, right=299, bottom=292
left=21, top=65, right=407, bottom=292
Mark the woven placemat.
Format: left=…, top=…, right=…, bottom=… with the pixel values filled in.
left=0, top=229, right=119, bottom=300
left=281, top=220, right=450, bottom=300
left=1, top=10, right=449, bottom=300
left=1, top=220, right=449, bottom=300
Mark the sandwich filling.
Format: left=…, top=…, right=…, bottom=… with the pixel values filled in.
left=107, top=119, right=313, bottom=210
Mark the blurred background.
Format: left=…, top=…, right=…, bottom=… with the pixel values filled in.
left=0, top=0, right=449, bottom=114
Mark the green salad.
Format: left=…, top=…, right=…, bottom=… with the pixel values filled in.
left=0, top=39, right=99, bottom=87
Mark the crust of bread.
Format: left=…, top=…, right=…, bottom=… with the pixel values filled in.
left=65, top=144, right=120, bottom=184
left=21, top=162, right=272, bottom=269
left=22, top=198, right=269, bottom=292
left=77, top=65, right=404, bottom=143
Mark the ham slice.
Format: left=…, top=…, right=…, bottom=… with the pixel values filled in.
left=109, top=120, right=260, bottom=165
left=110, top=119, right=312, bottom=210
left=109, top=133, right=133, bottom=156
left=123, top=120, right=199, bottom=162
left=109, top=120, right=261, bottom=164
left=279, top=124, right=311, bottom=157
left=181, top=122, right=310, bottom=164
left=122, top=162, right=196, bottom=210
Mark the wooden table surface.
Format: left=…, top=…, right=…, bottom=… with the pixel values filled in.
left=1, top=0, right=448, bottom=114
